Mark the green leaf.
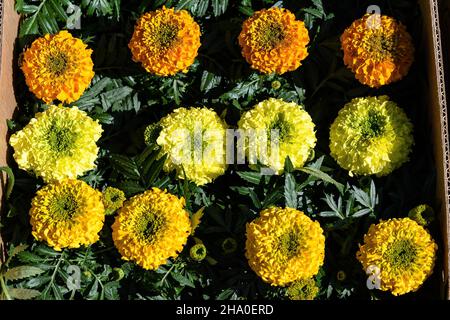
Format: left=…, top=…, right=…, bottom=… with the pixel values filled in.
left=0, top=167, right=15, bottom=200
left=6, top=244, right=28, bottom=265
left=4, top=266, right=45, bottom=281
left=8, top=288, right=41, bottom=300
left=237, top=171, right=262, bottom=185
left=200, top=71, right=221, bottom=93
left=211, top=0, right=228, bottom=16
left=284, top=173, right=297, bottom=208
left=171, top=272, right=195, bottom=288
left=300, top=167, right=344, bottom=193
left=18, top=0, right=69, bottom=37
left=17, top=251, right=43, bottom=264
left=110, top=155, right=141, bottom=180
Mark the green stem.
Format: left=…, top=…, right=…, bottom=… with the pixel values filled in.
left=0, top=276, right=12, bottom=300
left=159, top=263, right=176, bottom=286
left=42, top=252, right=65, bottom=298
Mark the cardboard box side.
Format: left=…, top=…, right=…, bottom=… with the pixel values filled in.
left=0, top=0, right=19, bottom=261
left=0, top=1, right=19, bottom=167
left=420, top=0, right=450, bottom=298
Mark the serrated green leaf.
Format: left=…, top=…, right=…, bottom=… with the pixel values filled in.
left=8, top=288, right=41, bottom=300
left=237, top=171, right=262, bottom=185
left=171, top=272, right=195, bottom=288
left=300, top=167, right=344, bottom=193
left=4, top=266, right=45, bottom=281
left=212, top=0, right=228, bottom=16
left=284, top=173, right=297, bottom=208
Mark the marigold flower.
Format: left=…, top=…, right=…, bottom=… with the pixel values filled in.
left=341, top=14, right=414, bottom=87
left=238, top=7, right=309, bottom=74
left=190, top=243, right=207, bottom=262
left=245, top=207, right=325, bottom=286
left=357, top=218, right=437, bottom=296
left=286, top=278, right=319, bottom=300
left=9, top=105, right=103, bottom=182
left=21, top=30, right=94, bottom=104
left=30, top=179, right=105, bottom=251
left=329, top=96, right=413, bottom=176
left=102, top=187, right=126, bottom=216
left=112, top=188, right=191, bottom=270
left=222, top=237, right=238, bottom=254
left=408, top=204, right=434, bottom=227
left=129, top=6, right=201, bottom=76
left=156, top=107, right=228, bottom=185
left=238, top=98, right=316, bottom=174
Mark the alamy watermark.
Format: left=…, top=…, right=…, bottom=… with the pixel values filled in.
left=167, top=124, right=281, bottom=175
left=366, top=265, right=381, bottom=290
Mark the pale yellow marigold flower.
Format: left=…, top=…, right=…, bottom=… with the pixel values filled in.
left=129, top=6, right=201, bottom=76
left=157, top=107, right=228, bottom=186
left=238, top=7, right=309, bottom=74
left=238, top=98, right=316, bottom=174
left=30, top=179, right=105, bottom=251
left=112, top=188, right=191, bottom=270
left=245, top=207, right=325, bottom=286
left=341, top=14, right=414, bottom=87
left=21, top=30, right=94, bottom=104
left=330, top=96, right=413, bottom=176
left=357, top=218, right=437, bottom=296
left=9, top=105, right=103, bottom=182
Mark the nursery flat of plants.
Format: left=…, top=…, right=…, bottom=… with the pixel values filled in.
left=0, top=0, right=448, bottom=301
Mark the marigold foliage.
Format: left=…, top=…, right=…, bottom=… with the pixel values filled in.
left=329, top=96, right=413, bottom=176
left=9, top=105, right=103, bottom=182
left=245, top=207, right=325, bottom=286
left=357, top=218, right=437, bottom=296
left=341, top=14, right=414, bottom=87
left=129, top=6, right=201, bottom=76
left=30, top=179, right=105, bottom=251
left=238, top=7, right=309, bottom=74
left=238, top=98, right=316, bottom=174
left=112, top=188, right=191, bottom=270
left=21, top=30, right=94, bottom=104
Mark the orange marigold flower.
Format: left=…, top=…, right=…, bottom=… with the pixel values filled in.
left=238, top=7, right=309, bottom=74
left=341, top=14, right=414, bottom=87
left=129, top=6, right=201, bottom=76
left=21, top=30, right=95, bottom=104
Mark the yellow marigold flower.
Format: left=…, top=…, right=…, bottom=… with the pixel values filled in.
left=341, top=14, right=414, bottom=87
left=129, top=6, right=201, bottom=76
left=408, top=204, right=434, bottom=227
left=30, top=179, right=105, bottom=251
left=357, top=218, right=437, bottom=296
left=330, top=96, right=413, bottom=176
left=238, top=98, right=316, bottom=174
left=238, top=7, right=309, bottom=74
left=245, top=207, right=325, bottom=286
left=286, top=278, right=319, bottom=300
left=156, top=107, right=228, bottom=186
left=222, top=237, right=238, bottom=254
left=102, top=187, right=126, bottom=216
left=21, top=30, right=94, bottom=104
left=112, top=188, right=191, bottom=270
left=190, top=243, right=207, bottom=262
left=9, top=105, right=103, bottom=182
